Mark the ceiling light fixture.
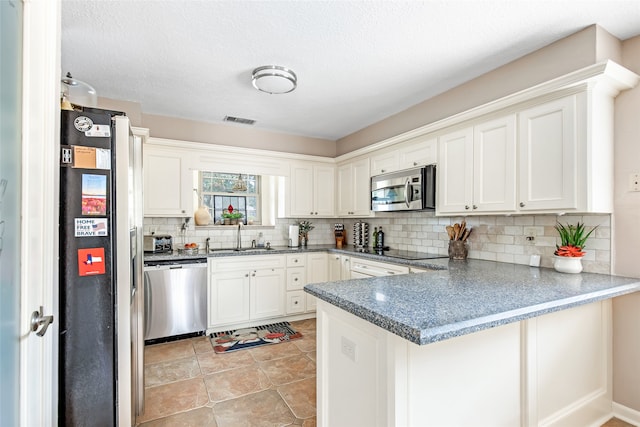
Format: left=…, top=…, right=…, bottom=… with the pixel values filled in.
left=251, top=65, right=297, bottom=94
left=232, top=174, right=247, bottom=192
left=61, top=72, right=98, bottom=107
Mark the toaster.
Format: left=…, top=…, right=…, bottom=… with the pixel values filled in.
left=143, top=235, right=173, bottom=253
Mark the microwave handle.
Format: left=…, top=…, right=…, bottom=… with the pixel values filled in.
left=404, top=179, right=411, bottom=208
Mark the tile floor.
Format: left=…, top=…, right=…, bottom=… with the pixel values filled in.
left=137, top=317, right=635, bottom=427
left=137, top=318, right=317, bottom=426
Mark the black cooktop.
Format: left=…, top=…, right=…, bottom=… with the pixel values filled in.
left=353, top=247, right=447, bottom=260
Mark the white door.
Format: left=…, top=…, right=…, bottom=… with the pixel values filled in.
left=8, top=1, right=59, bottom=425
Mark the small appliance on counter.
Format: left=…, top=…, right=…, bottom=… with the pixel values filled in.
left=143, top=234, right=173, bottom=253
left=353, top=221, right=369, bottom=249
left=288, top=224, right=299, bottom=248
left=334, top=223, right=345, bottom=248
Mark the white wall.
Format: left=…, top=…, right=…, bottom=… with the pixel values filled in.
left=612, top=34, right=640, bottom=414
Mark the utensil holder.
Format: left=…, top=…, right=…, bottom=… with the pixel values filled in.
left=448, top=240, right=468, bottom=260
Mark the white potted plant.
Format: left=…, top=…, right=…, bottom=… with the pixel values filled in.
left=553, top=222, right=597, bottom=273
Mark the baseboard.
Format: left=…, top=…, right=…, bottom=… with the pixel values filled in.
left=613, top=402, right=640, bottom=426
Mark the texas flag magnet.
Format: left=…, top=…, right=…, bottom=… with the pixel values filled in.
left=78, top=247, right=106, bottom=276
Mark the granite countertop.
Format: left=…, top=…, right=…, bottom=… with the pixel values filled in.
left=304, top=259, right=640, bottom=345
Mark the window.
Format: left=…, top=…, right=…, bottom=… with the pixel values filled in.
left=199, top=172, right=261, bottom=224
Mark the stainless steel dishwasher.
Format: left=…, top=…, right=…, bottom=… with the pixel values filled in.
left=143, top=258, right=207, bottom=341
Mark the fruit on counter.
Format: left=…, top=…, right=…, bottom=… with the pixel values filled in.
left=184, top=243, right=198, bottom=248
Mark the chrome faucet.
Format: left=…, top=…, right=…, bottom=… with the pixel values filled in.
left=236, top=224, right=242, bottom=250
left=205, top=237, right=210, bottom=253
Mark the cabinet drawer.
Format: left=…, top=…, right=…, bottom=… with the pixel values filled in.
left=287, top=267, right=307, bottom=290
left=211, top=255, right=284, bottom=272
left=286, top=291, right=306, bottom=314
left=350, top=257, right=410, bottom=276
left=286, top=254, right=306, bottom=267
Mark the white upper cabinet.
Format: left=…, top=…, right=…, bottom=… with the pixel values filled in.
left=518, top=95, right=577, bottom=211
left=337, top=157, right=372, bottom=216
left=398, top=136, right=438, bottom=170
left=289, top=162, right=335, bottom=217
left=473, top=116, right=517, bottom=212
left=143, top=144, right=193, bottom=217
left=438, top=115, right=516, bottom=215
left=437, top=127, right=474, bottom=214
left=369, top=136, right=437, bottom=177
left=370, top=151, right=399, bottom=176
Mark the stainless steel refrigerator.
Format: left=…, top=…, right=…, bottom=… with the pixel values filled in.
left=59, top=107, right=144, bottom=426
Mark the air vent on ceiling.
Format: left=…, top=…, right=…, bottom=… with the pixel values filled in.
left=223, top=116, right=256, bottom=125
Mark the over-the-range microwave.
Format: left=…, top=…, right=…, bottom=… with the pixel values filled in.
left=370, top=165, right=436, bottom=212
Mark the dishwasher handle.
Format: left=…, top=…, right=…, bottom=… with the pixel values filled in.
left=144, top=262, right=208, bottom=271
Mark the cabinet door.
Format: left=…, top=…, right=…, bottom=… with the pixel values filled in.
left=341, top=256, right=351, bottom=280
left=437, top=127, right=474, bottom=214
left=289, top=163, right=314, bottom=217
left=250, top=268, right=285, bottom=320
left=370, top=151, right=399, bottom=176
left=473, top=115, right=516, bottom=212
left=209, top=270, right=250, bottom=327
left=398, top=136, right=438, bottom=169
left=314, top=165, right=336, bottom=216
left=307, top=252, right=328, bottom=283
left=519, top=96, right=577, bottom=211
left=351, top=158, right=372, bottom=216
left=336, top=163, right=353, bottom=216
left=328, top=254, right=342, bottom=281
left=143, top=146, right=193, bottom=217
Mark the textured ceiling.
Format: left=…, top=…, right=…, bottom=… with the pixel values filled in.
left=61, top=0, right=640, bottom=141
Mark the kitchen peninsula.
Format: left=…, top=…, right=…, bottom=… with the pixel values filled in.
left=304, top=260, right=640, bottom=427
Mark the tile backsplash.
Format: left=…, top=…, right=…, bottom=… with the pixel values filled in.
left=144, top=212, right=610, bottom=274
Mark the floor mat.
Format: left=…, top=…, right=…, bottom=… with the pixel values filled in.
left=210, top=322, right=303, bottom=354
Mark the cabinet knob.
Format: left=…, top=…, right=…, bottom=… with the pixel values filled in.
left=465, top=205, right=470, bottom=210
left=294, top=277, right=298, bottom=281
left=245, top=274, right=249, bottom=277
left=314, top=212, right=318, bottom=215
left=520, top=202, right=525, bottom=207
left=413, top=162, right=418, bottom=166
left=294, top=301, right=299, bottom=305
left=381, top=169, right=385, bottom=173
left=310, top=211, right=314, bottom=215
left=472, top=205, right=477, bottom=210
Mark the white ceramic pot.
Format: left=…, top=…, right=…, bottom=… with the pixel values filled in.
left=194, top=206, right=211, bottom=226
left=553, top=255, right=583, bottom=274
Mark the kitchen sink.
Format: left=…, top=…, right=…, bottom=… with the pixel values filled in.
left=209, top=247, right=274, bottom=253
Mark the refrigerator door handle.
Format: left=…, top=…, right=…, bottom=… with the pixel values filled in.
left=30, top=306, right=54, bottom=337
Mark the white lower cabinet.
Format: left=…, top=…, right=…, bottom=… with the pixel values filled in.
left=284, top=253, right=327, bottom=314
left=208, top=269, right=251, bottom=326
left=316, top=299, right=612, bottom=427
left=208, top=255, right=285, bottom=329
left=250, top=267, right=286, bottom=320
